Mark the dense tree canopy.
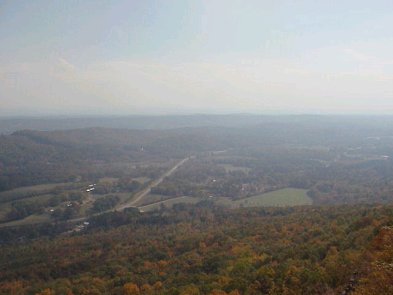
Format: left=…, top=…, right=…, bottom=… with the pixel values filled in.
left=0, top=204, right=392, bottom=294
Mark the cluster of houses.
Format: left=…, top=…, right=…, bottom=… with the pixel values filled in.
left=74, top=221, right=90, bottom=232
left=86, top=183, right=96, bottom=193
left=48, top=201, right=73, bottom=213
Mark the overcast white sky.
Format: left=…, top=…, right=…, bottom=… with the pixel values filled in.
left=1, top=0, right=393, bottom=116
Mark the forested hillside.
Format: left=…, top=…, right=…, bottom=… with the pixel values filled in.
left=0, top=204, right=392, bottom=294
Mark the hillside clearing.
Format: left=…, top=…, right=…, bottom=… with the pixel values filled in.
left=216, top=188, right=312, bottom=208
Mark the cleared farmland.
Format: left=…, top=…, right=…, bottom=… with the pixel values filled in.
left=216, top=188, right=312, bottom=208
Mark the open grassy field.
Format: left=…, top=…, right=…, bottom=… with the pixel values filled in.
left=0, top=183, right=59, bottom=203
left=97, top=177, right=118, bottom=184
left=0, top=213, right=51, bottom=228
left=216, top=188, right=312, bottom=208
left=133, top=177, right=151, bottom=184
left=96, top=176, right=151, bottom=185
left=219, top=164, right=251, bottom=173
left=0, top=182, right=84, bottom=203
left=138, top=188, right=311, bottom=213
left=134, top=193, right=174, bottom=206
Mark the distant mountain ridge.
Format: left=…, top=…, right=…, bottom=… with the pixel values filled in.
left=2, top=114, right=393, bottom=134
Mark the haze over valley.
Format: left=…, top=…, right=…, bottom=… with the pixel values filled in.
left=1, top=1, right=393, bottom=294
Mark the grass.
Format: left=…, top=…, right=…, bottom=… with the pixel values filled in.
left=134, top=194, right=173, bottom=206
left=0, top=203, right=11, bottom=222
left=216, top=188, right=312, bottom=208
left=0, top=213, right=51, bottom=228
left=139, top=188, right=311, bottom=213
left=98, top=177, right=118, bottom=184
left=133, top=177, right=151, bottom=184
left=110, top=192, right=133, bottom=203
left=0, top=183, right=88, bottom=224
left=0, top=182, right=84, bottom=203
left=0, top=183, right=58, bottom=203
left=0, top=184, right=311, bottom=225
left=219, top=164, right=251, bottom=173
left=139, top=196, right=199, bottom=212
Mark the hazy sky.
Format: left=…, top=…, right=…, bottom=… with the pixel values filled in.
left=1, top=0, right=393, bottom=115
